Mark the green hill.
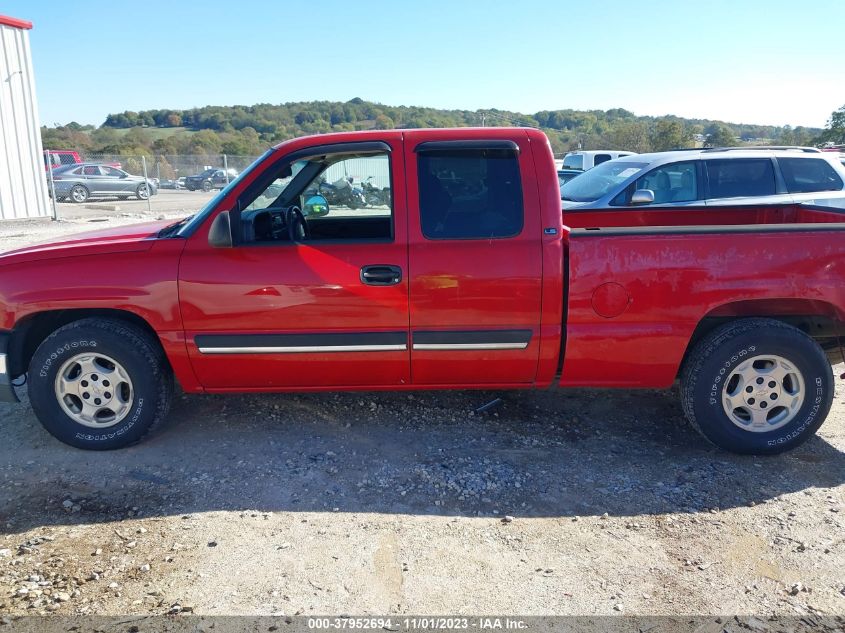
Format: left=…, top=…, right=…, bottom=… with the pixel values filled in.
left=41, top=98, right=822, bottom=157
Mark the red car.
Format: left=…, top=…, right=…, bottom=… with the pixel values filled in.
left=43, top=149, right=81, bottom=171
left=2, top=128, right=844, bottom=454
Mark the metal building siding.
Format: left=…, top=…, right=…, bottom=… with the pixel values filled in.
left=0, top=22, right=48, bottom=220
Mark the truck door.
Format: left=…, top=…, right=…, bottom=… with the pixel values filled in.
left=404, top=132, right=543, bottom=385
left=178, top=139, right=410, bottom=389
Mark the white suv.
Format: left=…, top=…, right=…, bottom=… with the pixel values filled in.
left=561, top=150, right=637, bottom=171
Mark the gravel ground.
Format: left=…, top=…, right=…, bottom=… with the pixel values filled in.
left=0, top=211, right=843, bottom=619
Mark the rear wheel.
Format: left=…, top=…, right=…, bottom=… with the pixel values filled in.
left=28, top=319, right=174, bottom=450
left=69, top=185, right=89, bottom=203
left=680, top=318, right=834, bottom=454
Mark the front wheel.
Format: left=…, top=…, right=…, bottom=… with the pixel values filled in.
left=28, top=319, right=174, bottom=450
left=136, top=184, right=150, bottom=200
left=201, top=180, right=212, bottom=192
left=680, top=318, right=834, bottom=455
left=69, top=185, right=89, bottom=203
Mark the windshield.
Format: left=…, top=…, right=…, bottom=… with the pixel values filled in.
left=561, top=161, right=647, bottom=202
left=244, top=160, right=307, bottom=211
left=176, top=149, right=273, bottom=237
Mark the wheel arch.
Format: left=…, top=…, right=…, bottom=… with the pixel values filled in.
left=8, top=309, right=171, bottom=379
left=680, top=298, right=845, bottom=377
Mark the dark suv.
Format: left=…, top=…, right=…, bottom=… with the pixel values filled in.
left=184, top=168, right=238, bottom=191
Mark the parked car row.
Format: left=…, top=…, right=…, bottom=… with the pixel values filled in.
left=46, top=163, right=243, bottom=202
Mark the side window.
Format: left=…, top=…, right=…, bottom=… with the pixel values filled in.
left=59, top=153, right=77, bottom=165
left=634, top=161, right=698, bottom=204
left=706, top=159, right=776, bottom=199
left=418, top=148, right=523, bottom=240
left=82, top=166, right=101, bottom=176
left=779, top=158, right=844, bottom=193
left=103, top=166, right=123, bottom=177
left=593, top=154, right=612, bottom=167
left=240, top=151, right=393, bottom=244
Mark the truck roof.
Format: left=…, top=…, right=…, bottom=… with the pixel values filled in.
left=270, top=127, right=548, bottom=151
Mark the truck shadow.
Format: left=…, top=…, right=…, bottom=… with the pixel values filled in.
left=1, top=387, right=844, bottom=534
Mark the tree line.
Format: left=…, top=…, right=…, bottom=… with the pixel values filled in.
left=42, top=98, right=838, bottom=159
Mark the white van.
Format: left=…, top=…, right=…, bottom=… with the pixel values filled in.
left=562, top=150, right=637, bottom=171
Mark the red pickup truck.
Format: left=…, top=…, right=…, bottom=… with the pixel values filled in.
left=2, top=128, right=844, bottom=454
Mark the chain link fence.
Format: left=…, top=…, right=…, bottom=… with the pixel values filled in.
left=81, top=154, right=260, bottom=184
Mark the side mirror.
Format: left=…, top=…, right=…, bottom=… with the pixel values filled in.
left=630, top=189, right=655, bottom=205
left=208, top=211, right=233, bottom=248
left=303, top=195, right=330, bottom=217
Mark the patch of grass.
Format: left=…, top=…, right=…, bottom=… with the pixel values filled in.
left=111, top=126, right=196, bottom=139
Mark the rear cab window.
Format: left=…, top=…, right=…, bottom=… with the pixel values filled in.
left=562, top=153, right=584, bottom=170
left=778, top=157, right=844, bottom=193
left=417, top=147, right=523, bottom=239
left=705, top=158, right=776, bottom=199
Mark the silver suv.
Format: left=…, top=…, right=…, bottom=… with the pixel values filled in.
left=561, top=147, right=845, bottom=210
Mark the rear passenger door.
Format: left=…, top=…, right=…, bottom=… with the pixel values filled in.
left=703, top=158, right=789, bottom=206
left=404, top=133, right=543, bottom=385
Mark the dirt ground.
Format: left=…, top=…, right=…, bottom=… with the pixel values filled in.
left=0, top=210, right=843, bottom=619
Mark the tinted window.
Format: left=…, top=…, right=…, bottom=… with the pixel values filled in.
left=418, top=148, right=523, bottom=240
left=779, top=158, right=843, bottom=193
left=593, top=154, right=612, bottom=167
left=706, top=159, right=776, bottom=199
left=82, top=166, right=101, bottom=176
left=634, top=161, right=698, bottom=204
left=102, top=166, right=124, bottom=177
left=59, top=153, right=77, bottom=165
left=562, top=153, right=584, bottom=170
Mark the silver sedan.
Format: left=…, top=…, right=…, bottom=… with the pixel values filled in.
left=50, top=164, right=158, bottom=203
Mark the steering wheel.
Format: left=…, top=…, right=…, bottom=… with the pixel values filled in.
left=287, top=206, right=309, bottom=242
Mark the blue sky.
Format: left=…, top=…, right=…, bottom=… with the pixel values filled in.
left=5, top=0, right=844, bottom=128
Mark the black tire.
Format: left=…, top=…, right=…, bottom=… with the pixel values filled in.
left=201, top=180, right=212, bottom=192
left=680, top=318, right=834, bottom=455
left=28, top=318, right=174, bottom=450
left=69, top=185, right=89, bottom=203
left=135, top=184, right=150, bottom=200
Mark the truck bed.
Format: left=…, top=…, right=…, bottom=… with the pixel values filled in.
left=560, top=209, right=845, bottom=389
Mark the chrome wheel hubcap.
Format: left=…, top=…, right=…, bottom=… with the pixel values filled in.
left=72, top=187, right=86, bottom=202
left=138, top=186, right=149, bottom=199
left=722, top=354, right=805, bottom=432
left=54, top=353, right=134, bottom=428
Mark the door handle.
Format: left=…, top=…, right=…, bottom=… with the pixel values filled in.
left=360, top=265, right=402, bottom=286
